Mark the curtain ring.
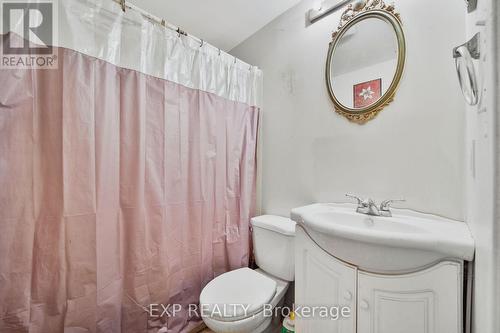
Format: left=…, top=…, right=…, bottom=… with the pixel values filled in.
left=120, top=0, right=126, bottom=12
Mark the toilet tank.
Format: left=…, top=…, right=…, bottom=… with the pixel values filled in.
left=251, top=215, right=296, bottom=281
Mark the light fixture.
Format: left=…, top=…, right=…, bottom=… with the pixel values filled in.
left=307, top=0, right=369, bottom=24
left=307, top=0, right=353, bottom=24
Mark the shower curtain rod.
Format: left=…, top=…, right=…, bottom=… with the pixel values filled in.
left=111, top=0, right=253, bottom=68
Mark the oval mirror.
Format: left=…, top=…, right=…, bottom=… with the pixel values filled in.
left=326, top=2, right=406, bottom=123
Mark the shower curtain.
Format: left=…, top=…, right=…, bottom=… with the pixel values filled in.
left=0, top=1, right=262, bottom=332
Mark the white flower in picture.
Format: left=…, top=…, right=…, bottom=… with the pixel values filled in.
left=359, top=86, right=375, bottom=101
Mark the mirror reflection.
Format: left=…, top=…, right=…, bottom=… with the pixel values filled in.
left=329, top=17, right=399, bottom=109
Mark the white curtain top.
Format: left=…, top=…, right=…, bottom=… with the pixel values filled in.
left=6, top=0, right=264, bottom=108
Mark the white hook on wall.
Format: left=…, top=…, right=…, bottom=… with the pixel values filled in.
left=453, top=33, right=481, bottom=106
left=464, top=0, right=478, bottom=13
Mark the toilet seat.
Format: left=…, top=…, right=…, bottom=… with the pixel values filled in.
left=200, top=268, right=290, bottom=333
left=200, top=268, right=277, bottom=322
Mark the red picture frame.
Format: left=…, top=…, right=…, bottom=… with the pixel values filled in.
left=353, top=78, right=382, bottom=108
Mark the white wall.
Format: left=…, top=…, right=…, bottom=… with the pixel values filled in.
left=464, top=0, right=500, bottom=332
left=231, top=0, right=466, bottom=220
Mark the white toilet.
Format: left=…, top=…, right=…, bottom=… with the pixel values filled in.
left=200, top=215, right=296, bottom=333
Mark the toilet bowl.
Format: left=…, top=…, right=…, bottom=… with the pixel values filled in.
left=200, top=215, right=296, bottom=333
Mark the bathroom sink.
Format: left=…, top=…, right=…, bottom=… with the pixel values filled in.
left=291, top=203, right=475, bottom=273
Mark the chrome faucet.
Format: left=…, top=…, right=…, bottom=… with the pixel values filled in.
left=378, top=199, right=406, bottom=217
left=346, top=194, right=405, bottom=217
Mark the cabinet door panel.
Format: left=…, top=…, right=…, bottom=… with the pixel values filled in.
left=357, top=261, right=463, bottom=333
left=295, top=227, right=356, bottom=333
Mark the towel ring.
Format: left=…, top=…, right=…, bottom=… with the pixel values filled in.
left=453, top=33, right=480, bottom=106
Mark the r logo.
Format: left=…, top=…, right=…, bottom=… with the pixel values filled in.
left=2, top=2, right=53, bottom=54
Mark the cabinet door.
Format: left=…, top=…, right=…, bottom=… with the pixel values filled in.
left=357, top=261, right=463, bottom=333
left=295, top=227, right=357, bottom=333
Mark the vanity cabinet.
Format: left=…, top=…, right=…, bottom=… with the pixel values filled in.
left=357, top=262, right=462, bottom=333
left=295, top=227, right=464, bottom=333
left=295, top=227, right=357, bottom=332
left=295, top=227, right=357, bottom=333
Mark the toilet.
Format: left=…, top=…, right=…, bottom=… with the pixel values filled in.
left=200, top=215, right=296, bottom=333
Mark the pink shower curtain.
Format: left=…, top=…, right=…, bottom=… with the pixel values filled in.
left=0, top=32, right=259, bottom=332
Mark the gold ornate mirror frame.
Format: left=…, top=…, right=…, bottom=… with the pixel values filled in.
left=326, top=0, right=406, bottom=124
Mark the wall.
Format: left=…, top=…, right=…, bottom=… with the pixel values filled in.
left=231, top=0, right=466, bottom=220
left=464, top=0, right=500, bottom=332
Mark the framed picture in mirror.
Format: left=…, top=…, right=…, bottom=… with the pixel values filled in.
left=353, top=78, right=382, bottom=108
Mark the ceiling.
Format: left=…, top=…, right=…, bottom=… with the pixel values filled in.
left=128, top=0, right=303, bottom=51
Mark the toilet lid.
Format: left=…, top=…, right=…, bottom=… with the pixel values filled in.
left=200, top=268, right=277, bottom=322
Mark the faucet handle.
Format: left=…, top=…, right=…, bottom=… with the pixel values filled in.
left=345, top=194, right=368, bottom=207
left=380, top=199, right=405, bottom=211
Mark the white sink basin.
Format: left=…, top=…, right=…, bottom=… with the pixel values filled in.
left=291, top=203, right=475, bottom=273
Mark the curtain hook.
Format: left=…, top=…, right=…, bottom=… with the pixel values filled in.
left=176, top=28, right=186, bottom=38
left=120, top=0, right=126, bottom=12
left=161, top=19, right=166, bottom=27
left=199, top=39, right=204, bottom=48
left=234, top=57, right=237, bottom=64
